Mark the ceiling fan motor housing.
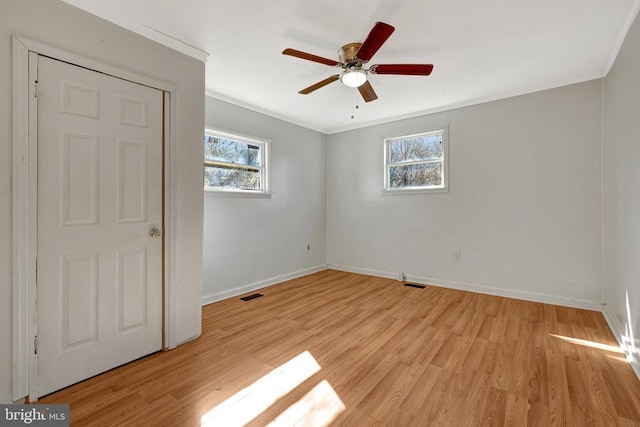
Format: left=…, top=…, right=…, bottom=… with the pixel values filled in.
left=339, top=43, right=364, bottom=67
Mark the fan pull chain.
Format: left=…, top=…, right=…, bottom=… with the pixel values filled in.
left=351, top=90, right=360, bottom=119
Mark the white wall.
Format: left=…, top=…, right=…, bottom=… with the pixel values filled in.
left=603, top=10, right=640, bottom=373
left=328, top=80, right=604, bottom=309
left=1, top=0, right=205, bottom=402
left=202, top=97, right=327, bottom=303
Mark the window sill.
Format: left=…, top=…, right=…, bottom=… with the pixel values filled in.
left=381, top=187, right=448, bottom=195
left=205, top=189, right=272, bottom=199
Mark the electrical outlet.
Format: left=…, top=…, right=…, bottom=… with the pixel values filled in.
left=307, top=244, right=310, bottom=251
left=453, top=250, right=461, bottom=261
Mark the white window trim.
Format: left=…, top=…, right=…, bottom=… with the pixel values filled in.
left=382, top=127, right=449, bottom=195
left=204, top=128, right=271, bottom=197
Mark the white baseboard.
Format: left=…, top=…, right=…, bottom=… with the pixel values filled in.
left=603, top=306, right=640, bottom=381
left=201, top=265, right=328, bottom=306
left=176, top=333, right=201, bottom=347
left=327, top=264, right=400, bottom=280
left=327, top=264, right=603, bottom=311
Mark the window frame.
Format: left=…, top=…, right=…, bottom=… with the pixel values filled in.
left=383, top=127, right=449, bottom=194
left=204, top=128, right=270, bottom=196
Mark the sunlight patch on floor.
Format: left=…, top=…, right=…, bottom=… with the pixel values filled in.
left=607, top=354, right=631, bottom=363
left=549, top=334, right=624, bottom=354
left=201, top=351, right=321, bottom=427
left=267, top=380, right=346, bottom=427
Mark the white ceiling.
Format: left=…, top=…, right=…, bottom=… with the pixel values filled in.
left=62, top=0, right=640, bottom=134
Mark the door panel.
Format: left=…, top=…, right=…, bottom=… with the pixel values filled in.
left=60, top=252, right=99, bottom=350
left=117, top=139, right=148, bottom=222
left=117, top=247, right=149, bottom=332
left=60, top=131, right=99, bottom=225
left=37, top=56, right=163, bottom=397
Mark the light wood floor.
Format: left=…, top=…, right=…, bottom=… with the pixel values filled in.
left=41, top=270, right=640, bottom=426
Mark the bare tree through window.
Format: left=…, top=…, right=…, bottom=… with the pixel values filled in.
left=204, top=131, right=267, bottom=192
left=384, top=129, right=447, bottom=192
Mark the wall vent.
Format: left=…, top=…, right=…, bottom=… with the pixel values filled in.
left=404, top=283, right=426, bottom=289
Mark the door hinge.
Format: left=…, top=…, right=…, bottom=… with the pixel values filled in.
left=33, top=80, right=38, bottom=98
left=34, top=336, right=38, bottom=355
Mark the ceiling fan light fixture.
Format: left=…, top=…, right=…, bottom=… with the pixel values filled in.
left=340, top=69, right=367, bottom=88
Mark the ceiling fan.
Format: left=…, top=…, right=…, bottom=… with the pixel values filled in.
left=282, top=21, right=434, bottom=102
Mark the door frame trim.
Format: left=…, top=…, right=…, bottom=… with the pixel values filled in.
left=11, top=35, right=179, bottom=401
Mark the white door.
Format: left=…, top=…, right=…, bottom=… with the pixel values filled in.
left=36, top=56, right=164, bottom=397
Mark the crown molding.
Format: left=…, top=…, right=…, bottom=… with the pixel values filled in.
left=61, top=0, right=209, bottom=62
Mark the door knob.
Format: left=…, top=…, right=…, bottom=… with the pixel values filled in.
left=149, top=227, right=162, bottom=237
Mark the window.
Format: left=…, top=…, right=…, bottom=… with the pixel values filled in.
left=204, top=129, right=269, bottom=194
left=383, top=128, right=448, bottom=193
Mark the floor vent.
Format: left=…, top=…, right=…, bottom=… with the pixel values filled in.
left=240, top=293, right=264, bottom=301
left=404, top=283, right=426, bottom=289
